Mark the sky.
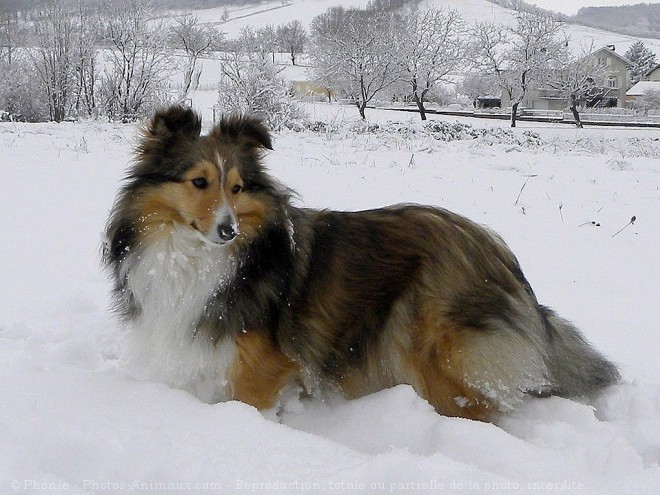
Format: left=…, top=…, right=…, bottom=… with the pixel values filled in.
left=526, top=0, right=660, bottom=16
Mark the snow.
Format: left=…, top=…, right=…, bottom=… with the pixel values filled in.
left=190, top=0, right=373, bottom=36
left=423, top=0, right=660, bottom=58
left=188, top=0, right=660, bottom=59
left=627, top=81, right=660, bottom=96
left=1, top=107, right=659, bottom=493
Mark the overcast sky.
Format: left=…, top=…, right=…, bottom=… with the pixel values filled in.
left=526, top=0, right=660, bottom=15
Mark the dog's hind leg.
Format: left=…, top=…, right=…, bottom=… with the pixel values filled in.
left=227, top=331, right=300, bottom=410
left=405, top=309, right=551, bottom=421
left=405, top=327, right=502, bottom=422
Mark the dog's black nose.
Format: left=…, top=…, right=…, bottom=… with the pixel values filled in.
left=217, top=223, right=237, bottom=242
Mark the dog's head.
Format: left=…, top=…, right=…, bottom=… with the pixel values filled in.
left=127, top=105, right=281, bottom=246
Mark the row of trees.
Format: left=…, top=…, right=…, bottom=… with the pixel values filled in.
left=0, top=0, right=310, bottom=122
left=0, top=0, right=166, bottom=121
left=307, top=5, right=658, bottom=127
left=309, top=6, right=465, bottom=120
left=1, top=0, right=184, bottom=121
left=2, top=0, right=657, bottom=126
left=309, top=5, right=579, bottom=126
left=227, top=21, right=306, bottom=66
left=470, top=10, right=617, bottom=128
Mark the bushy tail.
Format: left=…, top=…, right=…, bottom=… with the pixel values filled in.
left=541, top=307, right=621, bottom=398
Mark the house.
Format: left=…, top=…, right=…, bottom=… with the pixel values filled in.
left=291, top=81, right=333, bottom=101
left=506, top=45, right=631, bottom=110
left=645, top=64, right=660, bottom=81
left=587, top=45, right=630, bottom=108
left=626, top=80, right=660, bottom=104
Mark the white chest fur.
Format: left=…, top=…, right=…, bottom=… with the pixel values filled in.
left=120, top=226, right=237, bottom=402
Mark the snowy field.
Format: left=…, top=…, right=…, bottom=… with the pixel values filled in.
left=1, top=106, right=659, bottom=494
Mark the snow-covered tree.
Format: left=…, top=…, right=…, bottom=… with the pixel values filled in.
left=471, top=10, right=566, bottom=127
left=457, top=71, right=500, bottom=104
left=625, top=41, right=657, bottom=87
left=0, top=52, right=47, bottom=121
left=30, top=0, right=78, bottom=122
left=6, top=0, right=97, bottom=121
left=396, top=7, right=466, bottom=120
left=233, top=25, right=277, bottom=62
left=217, top=52, right=303, bottom=131
left=0, top=5, right=21, bottom=67
left=258, top=24, right=278, bottom=63
left=72, top=0, right=97, bottom=117
left=99, top=0, right=173, bottom=120
left=0, top=7, right=44, bottom=120
left=276, top=20, right=306, bottom=66
left=170, top=13, right=223, bottom=101
left=309, top=7, right=401, bottom=119
left=542, top=43, right=609, bottom=128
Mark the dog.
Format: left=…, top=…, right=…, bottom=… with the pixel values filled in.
left=103, top=105, right=620, bottom=421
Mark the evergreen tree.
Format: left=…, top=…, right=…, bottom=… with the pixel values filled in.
left=625, top=41, right=657, bottom=87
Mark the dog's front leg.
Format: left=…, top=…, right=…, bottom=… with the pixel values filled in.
left=227, top=330, right=300, bottom=410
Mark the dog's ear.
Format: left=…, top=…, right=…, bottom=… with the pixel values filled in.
left=147, top=105, right=202, bottom=141
left=213, top=115, right=273, bottom=150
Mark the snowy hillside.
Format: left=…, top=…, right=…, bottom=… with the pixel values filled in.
left=1, top=105, right=659, bottom=493
left=189, top=0, right=660, bottom=57
left=424, top=0, right=660, bottom=56
left=190, top=0, right=372, bottom=35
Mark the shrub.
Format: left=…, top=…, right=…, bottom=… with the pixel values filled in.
left=217, top=55, right=305, bottom=130
left=0, top=58, right=49, bottom=122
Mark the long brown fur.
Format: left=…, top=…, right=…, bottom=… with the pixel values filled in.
left=103, top=106, right=620, bottom=422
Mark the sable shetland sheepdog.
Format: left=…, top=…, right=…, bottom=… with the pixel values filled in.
left=103, top=105, right=620, bottom=421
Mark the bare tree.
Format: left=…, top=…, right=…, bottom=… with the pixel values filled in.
left=472, top=10, right=566, bottom=127
left=258, top=24, right=278, bottom=64
left=72, top=0, right=97, bottom=117
left=396, top=7, right=465, bottom=120
left=310, top=7, right=401, bottom=119
left=0, top=8, right=47, bottom=121
left=234, top=26, right=273, bottom=61
left=0, top=4, right=21, bottom=67
left=276, top=20, right=306, bottom=66
left=542, top=43, right=608, bottom=128
left=99, top=0, right=173, bottom=120
left=30, top=0, right=78, bottom=122
left=170, top=13, right=223, bottom=101
left=457, top=71, right=500, bottom=105
left=234, top=25, right=278, bottom=63
left=4, top=0, right=96, bottom=121
left=470, top=24, right=514, bottom=118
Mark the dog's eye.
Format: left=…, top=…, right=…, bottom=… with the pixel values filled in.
left=191, top=177, right=208, bottom=189
left=231, top=184, right=242, bottom=195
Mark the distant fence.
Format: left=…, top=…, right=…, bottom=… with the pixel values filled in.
left=520, top=108, right=660, bottom=122
left=373, top=104, right=660, bottom=128
left=569, top=112, right=660, bottom=124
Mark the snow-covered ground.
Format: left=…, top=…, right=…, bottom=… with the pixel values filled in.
left=1, top=106, right=659, bottom=493
left=189, top=0, right=373, bottom=35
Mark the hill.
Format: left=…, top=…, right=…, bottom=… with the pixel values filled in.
left=570, top=3, right=660, bottom=39
left=192, top=0, right=660, bottom=58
